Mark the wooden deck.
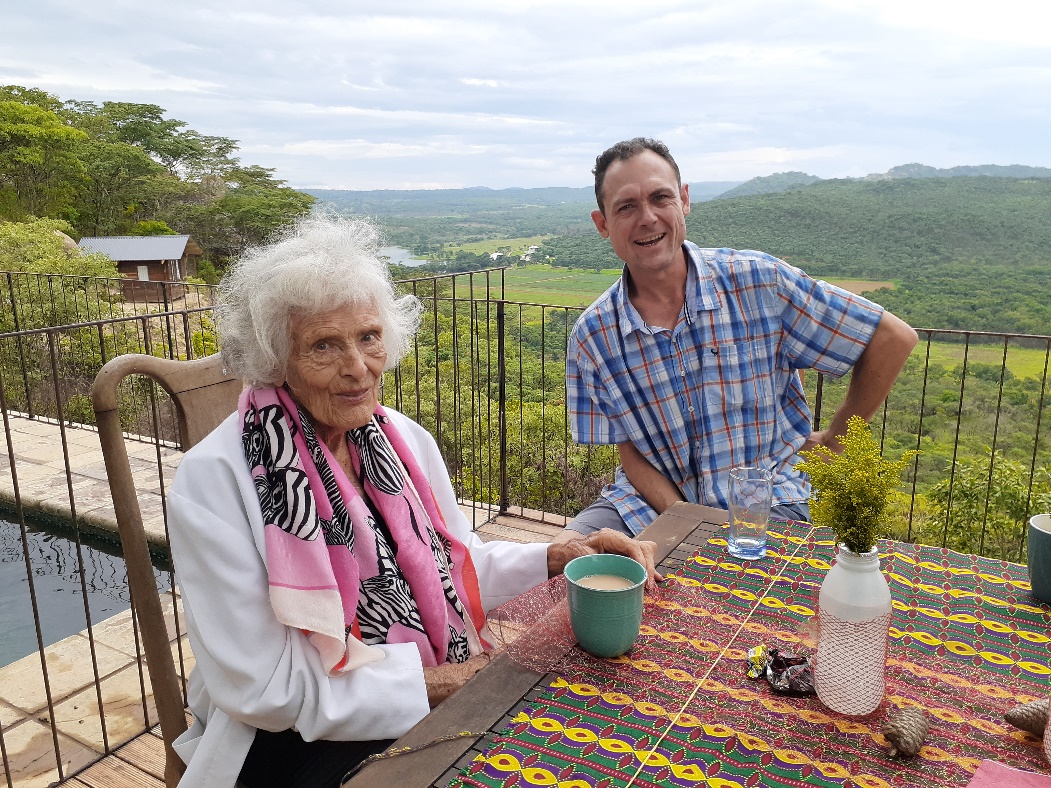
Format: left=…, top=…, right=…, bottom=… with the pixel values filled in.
left=51, top=512, right=566, bottom=788
left=63, top=724, right=168, bottom=788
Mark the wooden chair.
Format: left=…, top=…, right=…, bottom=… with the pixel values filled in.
left=91, top=354, right=242, bottom=788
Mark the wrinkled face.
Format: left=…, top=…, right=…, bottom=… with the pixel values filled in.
left=283, top=303, right=387, bottom=436
left=592, top=150, right=691, bottom=276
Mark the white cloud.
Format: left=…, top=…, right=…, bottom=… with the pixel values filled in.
left=820, top=0, right=1051, bottom=47
left=2, top=0, right=1047, bottom=188
left=460, top=78, right=503, bottom=88
left=244, top=138, right=500, bottom=159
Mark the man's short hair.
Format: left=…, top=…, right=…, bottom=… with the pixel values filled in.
left=593, top=137, right=682, bottom=213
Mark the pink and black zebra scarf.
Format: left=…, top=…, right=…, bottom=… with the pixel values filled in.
left=239, top=386, right=487, bottom=673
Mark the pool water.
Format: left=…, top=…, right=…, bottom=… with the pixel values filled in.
left=0, top=517, right=168, bottom=667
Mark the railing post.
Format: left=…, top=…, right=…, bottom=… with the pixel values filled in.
left=813, top=373, right=824, bottom=430
left=161, top=282, right=175, bottom=359
left=7, top=272, right=33, bottom=417
left=497, top=300, right=508, bottom=513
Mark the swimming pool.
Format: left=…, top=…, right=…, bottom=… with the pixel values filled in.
left=0, top=516, right=167, bottom=667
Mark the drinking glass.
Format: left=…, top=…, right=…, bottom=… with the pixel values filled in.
left=727, top=466, right=774, bottom=560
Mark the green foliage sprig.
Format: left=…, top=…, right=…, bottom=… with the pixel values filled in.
left=795, top=416, right=918, bottom=554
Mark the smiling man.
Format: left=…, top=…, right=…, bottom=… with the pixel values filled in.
left=560, top=137, right=918, bottom=539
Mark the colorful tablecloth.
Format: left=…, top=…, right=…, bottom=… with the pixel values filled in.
left=451, top=521, right=1051, bottom=788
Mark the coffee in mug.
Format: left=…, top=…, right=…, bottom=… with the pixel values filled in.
left=564, top=554, right=647, bottom=658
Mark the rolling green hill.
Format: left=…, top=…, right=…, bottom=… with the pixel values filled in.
left=534, top=176, right=1051, bottom=334
left=712, top=164, right=1051, bottom=201
left=686, top=176, right=1051, bottom=278
left=307, top=181, right=742, bottom=250
left=875, top=163, right=1051, bottom=179
left=319, top=173, right=1051, bottom=335
left=714, top=171, right=822, bottom=200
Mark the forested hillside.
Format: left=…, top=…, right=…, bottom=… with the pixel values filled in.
left=533, top=177, right=1051, bottom=334
left=714, top=171, right=822, bottom=200
left=309, top=180, right=742, bottom=252
left=874, top=163, right=1051, bottom=179
left=686, top=177, right=1051, bottom=278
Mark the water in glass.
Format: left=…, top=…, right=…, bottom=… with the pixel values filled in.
left=727, top=466, right=773, bottom=560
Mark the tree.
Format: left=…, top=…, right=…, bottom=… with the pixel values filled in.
left=0, top=85, right=63, bottom=112
left=93, top=102, right=238, bottom=178
left=72, top=138, right=164, bottom=236
left=130, top=220, right=177, bottom=236
left=0, top=217, right=116, bottom=278
left=0, top=101, right=86, bottom=218
left=927, top=450, right=1051, bottom=561
left=0, top=86, right=315, bottom=260
left=170, top=165, right=315, bottom=258
left=0, top=218, right=129, bottom=415
left=0, top=217, right=121, bottom=327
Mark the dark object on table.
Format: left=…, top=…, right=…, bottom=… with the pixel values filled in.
left=746, top=644, right=769, bottom=680
left=764, top=648, right=815, bottom=696
left=882, top=707, right=930, bottom=757
left=1004, top=698, right=1049, bottom=737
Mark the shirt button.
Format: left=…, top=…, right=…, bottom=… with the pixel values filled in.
left=688, top=406, right=695, bottom=412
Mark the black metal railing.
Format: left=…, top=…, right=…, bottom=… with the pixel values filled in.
left=0, top=270, right=216, bottom=330
left=0, top=269, right=1048, bottom=550
left=0, top=269, right=1048, bottom=785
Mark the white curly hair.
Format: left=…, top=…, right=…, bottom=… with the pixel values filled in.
left=216, top=215, right=422, bottom=387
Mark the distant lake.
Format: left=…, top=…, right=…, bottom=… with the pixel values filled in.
left=380, top=247, right=429, bottom=267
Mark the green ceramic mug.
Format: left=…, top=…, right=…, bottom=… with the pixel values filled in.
left=564, top=553, right=647, bottom=658
left=1028, top=514, right=1051, bottom=603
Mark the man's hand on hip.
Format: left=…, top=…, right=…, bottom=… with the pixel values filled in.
left=801, top=428, right=843, bottom=455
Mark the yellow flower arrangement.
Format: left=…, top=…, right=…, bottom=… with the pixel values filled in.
left=795, top=416, right=918, bottom=554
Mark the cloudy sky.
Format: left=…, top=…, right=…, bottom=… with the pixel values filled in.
left=4, top=0, right=1049, bottom=190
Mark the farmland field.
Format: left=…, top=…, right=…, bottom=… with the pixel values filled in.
left=502, top=265, right=895, bottom=308
left=500, top=266, right=1049, bottom=379
left=502, top=265, right=622, bottom=306
left=444, top=236, right=550, bottom=256
left=916, top=338, right=1050, bottom=380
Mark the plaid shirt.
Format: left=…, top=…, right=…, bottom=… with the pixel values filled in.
left=567, top=242, right=884, bottom=534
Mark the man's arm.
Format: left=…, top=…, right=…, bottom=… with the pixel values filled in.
left=617, top=439, right=685, bottom=514
left=803, top=310, right=918, bottom=453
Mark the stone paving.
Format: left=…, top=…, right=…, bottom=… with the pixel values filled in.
left=0, top=595, right=191, bottom=787
left=0, top=413, right=565, bottom=787
left=0, top=414, right=180, bottom=551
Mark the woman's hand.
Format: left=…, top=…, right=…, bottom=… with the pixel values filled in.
left=423, top=652, right=495, bottom=708
left=546, top=529, right=662, bottom=590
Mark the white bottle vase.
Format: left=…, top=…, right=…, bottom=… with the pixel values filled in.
left=1044, top=697, right=1051, bottom=762
left=814, top=544, right=893, bottom=716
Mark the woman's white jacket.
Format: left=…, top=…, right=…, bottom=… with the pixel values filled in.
left=167, top=408, right=549, bottom=788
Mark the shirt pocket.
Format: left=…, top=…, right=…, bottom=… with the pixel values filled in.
left=701, top=342, right=774, bottom=410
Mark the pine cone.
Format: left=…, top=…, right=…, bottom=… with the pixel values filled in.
left=882, top=706, right=930, bottom=758
left=1004, top=699, right=1049, bottom=737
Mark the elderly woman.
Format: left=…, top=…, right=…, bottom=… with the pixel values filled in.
left=167, top=216, right=658, bottom=788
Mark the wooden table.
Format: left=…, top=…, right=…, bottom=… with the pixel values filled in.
left=345, top=502, right=727, bottom=788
